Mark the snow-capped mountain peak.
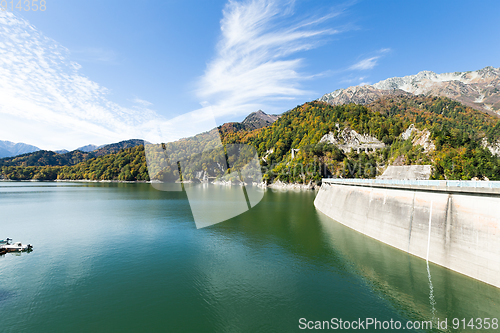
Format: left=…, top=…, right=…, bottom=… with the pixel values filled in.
left=319, top=66, right=500, bottom=115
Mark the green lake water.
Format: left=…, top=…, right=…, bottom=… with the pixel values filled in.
left=1, top=182, right=499, bottom=332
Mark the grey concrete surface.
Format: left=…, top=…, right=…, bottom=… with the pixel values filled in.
left=314, top=182, right=500, bottom=288
left=377, top=165, right=432, bottom=180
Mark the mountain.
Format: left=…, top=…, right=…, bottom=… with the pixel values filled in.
left=218, top=110, right=279, bottom=137
left=241, top=110, right=280, bottom=130
left=0, top=139, right=145, bottom=167
left=0, top=147, right=10, bottom=158
left=3, top=96, right=500, bottom=182
left=75, top=144, right=101, bottom=152
left=0, top=140, right=40, bottom=158
left=0, top=150, right=94, bottom=167
left=319, top=66, right=500, bottom=116
left=318, top=85, right=412, bottom=106
left=0, top=145, right=149, bottom=181
left=93, top=139, right=144, bottom=156
left=2, top=96, right=500, bottom=182
left=55, top=149, right=69, bottom=154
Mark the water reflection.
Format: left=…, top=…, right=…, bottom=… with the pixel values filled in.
left=210, top=189, right=500, bottom=330
left=316, top=210, right=500, bottom=328
left=2, top=183, right=499, bottom=332
left=0, top=289, right=15, bottom=305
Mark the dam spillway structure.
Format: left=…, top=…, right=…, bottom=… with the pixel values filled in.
left=314, top=178, right=500, bottom=288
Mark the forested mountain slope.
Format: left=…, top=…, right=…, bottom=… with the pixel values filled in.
left=2, top=96, right=500, bottom=182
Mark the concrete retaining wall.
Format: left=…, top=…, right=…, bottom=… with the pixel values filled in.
left=377, top=165, right=431, bottom=180
left=314, top=182, right=500, bottom=288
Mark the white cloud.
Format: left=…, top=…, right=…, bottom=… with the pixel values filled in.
left=340, top=76, right=367, bottom=84
left=0, top=11, right=163, bottom=150
left=197, top=0, right=342, bottom=118
left=349, top=56, right=380, bottom=70
left=0, top=2, right=345, bottom=150
left=349, top=48, right=391, bottom=71
left=132, top=98, right=153, bottom=108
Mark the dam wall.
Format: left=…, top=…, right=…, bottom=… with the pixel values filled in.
left=314, top=179, right=500, bottom=288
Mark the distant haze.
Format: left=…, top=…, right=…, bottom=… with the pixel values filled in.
left=0, top=140, right=40, bottom=158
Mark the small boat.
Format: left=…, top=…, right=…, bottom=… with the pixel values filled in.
left=0, top=242, right=33, bottom=252
left=0, top=238, right=12, bottom=245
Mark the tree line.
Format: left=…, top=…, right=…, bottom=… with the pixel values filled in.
left=2, top=96, right=500, bottom=182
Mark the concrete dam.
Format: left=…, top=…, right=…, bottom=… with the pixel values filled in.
left=314, top=179, right=500, bottom=288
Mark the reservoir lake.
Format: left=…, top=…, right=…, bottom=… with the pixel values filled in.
left=1, top=182, right=499, bottom=332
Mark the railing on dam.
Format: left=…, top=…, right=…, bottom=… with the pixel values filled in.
left=322, top=178, right=500, bottom=195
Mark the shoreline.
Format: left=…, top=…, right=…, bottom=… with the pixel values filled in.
left=0, top=179, right=149, bottom=184
left=266, top=180, right=320, bottom=191
left=0, top=178, right=319, bottom=190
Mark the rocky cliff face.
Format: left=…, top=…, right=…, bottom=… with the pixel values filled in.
left=319, top=66, right=500, bottom=116
left=400, top=124, right=435, bottom=153
left=319, top=125, right=385, bottom=153
left=482, top=138, right=500, bottom=157
left=318, top=85, right=412, bottom=106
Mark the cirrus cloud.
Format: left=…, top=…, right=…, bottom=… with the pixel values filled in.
left=0, top=11, right=162, bottom=150
left=349, top=48, right=391, bottom=71
left=0, top=1, right=349, bottom=150
left=197, top=0, right=344, bottom=118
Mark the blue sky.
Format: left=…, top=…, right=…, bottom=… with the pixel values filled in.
left=1, top=0, right=499, bottom=150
